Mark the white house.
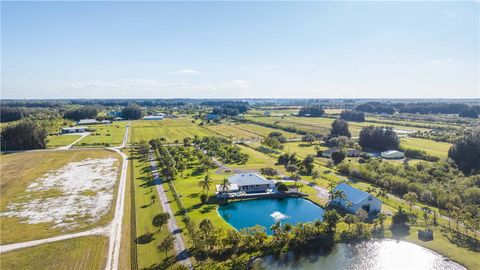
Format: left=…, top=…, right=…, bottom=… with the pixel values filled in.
left=101, top=120, right=112, bottom=124
left=61, top=126, right=87, bottom=134
left=216, top=173, right=274, bottom=195
left=78, top=119, right=99, bottom=125
left=381, top=150, right=404, bottom=159
left=331, top=183, right=382, bottom=214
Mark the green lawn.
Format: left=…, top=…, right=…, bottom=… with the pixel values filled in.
left=76, top=122, right=127, bottom=147
left=131, top=119, right=214, bottom=144
left=400, top=137, right=452, bottom=157
left=131, top=152, right=176, bottom=269
left=46, top=134, right=82, bottom=148
left=0, top=236, right=108, bottom=270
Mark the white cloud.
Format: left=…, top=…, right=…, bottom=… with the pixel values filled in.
left=174, top=69, right=198, bottom=75
left=428, top=58, right=454, bottom=66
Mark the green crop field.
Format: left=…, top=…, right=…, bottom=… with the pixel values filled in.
left=0, top=150, right=121, bottom=244
left=131, top=119, right=214, bottom=144
left=205, top=123, right=299, bottom=140
left=46, top=134, right=82, bottom=148
left=76, top=122, right=127, bottom=147
left=249, top=116, right=429, bottom=136
left=400, top=137, right=452, bottom=157
left=1, top=236, right=108, bottom=270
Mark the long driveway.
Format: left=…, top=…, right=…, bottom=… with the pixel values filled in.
left=148, top=150, right=192, bottom=268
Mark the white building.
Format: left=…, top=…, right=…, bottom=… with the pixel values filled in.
left=61, top=126, right=87, bottom=134
left=381, top=150, right=404, bottom=159
left=216, top=173, right=274, bottom=195
left=143, top=115, right=164, bottom=120
left=101, top=120, right=112, bottom=124
left=78, top=119, right=99, bottom=125
left=321, top=147, right=339, bottom=158
left=330, top=183, right=382, bottom=214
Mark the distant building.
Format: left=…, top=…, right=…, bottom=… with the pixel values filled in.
left=61, top=126, right=87, bottom=134
left=321, top=147, right=340, bottom=158
left=143, top=115, right=164, bottom=120
left=78, top=119, right=99, bottom=125
left=216, top=173, right=274, bottom=195
left=331, top=183, right=382, bottom=214
left=101, top=120, right=112, bottom=124
left=113, top=117, right=124, bottom=121
left=346, top=149, right=361, bottom=157
left=381, top=150, right=404, bottom=159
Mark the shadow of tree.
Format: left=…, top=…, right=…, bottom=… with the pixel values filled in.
left=136, top=233, right=154, bottom=244
left=143, top=256, right=177, bottom=270
left=445, top=230, right=480, bottom=252
left=390, top=224, right=410, bottom=239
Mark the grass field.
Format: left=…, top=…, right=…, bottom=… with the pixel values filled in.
left=400, top=137, right=452, bottom=157
left=131, top=119, right=213, bottom=144
left=249, top=116, right=430, bottom=136
left=205, top=123, right=300, bottom=141
left=130, top=151, right=176, bottom=269
left=46, top=134, right=82, bottom=148
left=0, top=149, right=121, bottom=244
left=76, top=122, right=127, bottom=147
left=0, top=236, right=108, bottom=270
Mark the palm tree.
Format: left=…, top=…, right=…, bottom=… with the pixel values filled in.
left=422, top=206, right=432, bottom=229
left=365, top=187, right=376, bottom=194
left=157, top=234, right=175, bottom=257
left=377, top=213, right=386, bottom=230
left=327, top=181, right=336, bottom=192
left=328, top=189, right=346, bottom=206
left=220, top=178, right=230, bottom=193
left=376, top=189, right=389, bottom=202
left=198, top=174, right=212, bottom=194
left=270, top=221, right=281, bottom=235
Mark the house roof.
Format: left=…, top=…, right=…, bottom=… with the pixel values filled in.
left=381, top=150, right=403, bottom=155
left=333, top=183, right=374, bottom=204
left=62, top=126, right=87, bottom=131
left=78, top=119, right=98, bottom=124
left=323, top=147, right=339, bottom=154
left=215, top=183, right=239, bottom=192
left=228, top=173, right=271, bottom=186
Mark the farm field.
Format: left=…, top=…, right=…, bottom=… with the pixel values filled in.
left=131, top=119, right=214, bottom=144
left=76, top=122, right=127, bottom=147
left=46, top=134, right=82, bottom=148
left=400, top=137, right=452, bottom=157
left=0, top=149, right=121, bottom=244
left=1, top=236, right=108, bottom=270
left=205, top=123, right=300, bottom=141
left=248, top=116, right=430, bottom=136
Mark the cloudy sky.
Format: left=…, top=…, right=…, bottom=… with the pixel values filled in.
left=1, top=1, right=479, bottom=99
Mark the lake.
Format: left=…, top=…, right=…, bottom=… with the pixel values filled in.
left=217, top=197, right=324, bottom=234
left=255, top=239, right=465, bottom=270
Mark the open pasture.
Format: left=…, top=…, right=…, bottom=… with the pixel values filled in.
left=131, top=119, right=213, bottom=143
left=46, top=134, right=82, bottom=148
left=0, top=149, right=121, bottom=244
left=1, top=236, right=108, bottom=270
left=206, top=123, right=299, bottom=141
left=400, top=137, right=452, bottom=157
left=76, top=122, right=127, bottom=147
left=249, top=116, right=429, bottom=136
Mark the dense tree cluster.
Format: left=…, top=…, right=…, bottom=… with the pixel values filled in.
left=197, top=136, right=249, bottom=164
left=261, top=132, right=287, bottom=149
left=298, top=105, right=325, bottom=117
left=358, top=126, right=399, bottom=151
left=355, top=102, right=395, bottom=114
left=330, top=119, right=351, bottom=138
left=448, top=129, right=480, bottom=174
left=0, top=107, right=24, bottom=122
left=459, top=107, right=478, bottom=118
left=121, top=103, right=144, bottom=120
left=203, top=101, right=249, bottom=117
left=0, top=121, right=47, bottom=150
left=63, top=106, right=100, bottom=121
left=340, top=110, right=365, bottom=122
left=397, top=103, right=477, bottom=115
left=277, top=153, right=315, bottom=175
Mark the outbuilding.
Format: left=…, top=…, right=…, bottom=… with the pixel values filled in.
left=321, top=147, right=339, bottom=158
left=330, top=183, right=382, bottom=214
left=61, top=126, right=87, bottom=134
left=143, top=115, right=164, bottom=120
left=78, top=119, right=99, bottom=125
left=381, top=150, right=404, bottom=159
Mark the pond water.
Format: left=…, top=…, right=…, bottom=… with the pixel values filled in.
left=217, top=197, right=324, bottom=235
left=255, top=239, right=465, bottom=270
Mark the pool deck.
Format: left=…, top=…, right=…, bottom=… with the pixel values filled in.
left=225, top=191, right=308, bottom=200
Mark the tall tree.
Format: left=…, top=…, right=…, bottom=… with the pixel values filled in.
left=331, top=119, right=351, bottom=138
left=1, top=120, right=47, bottom=151
left=448, top=128, right=480, bottom=174
left=157, top=234, right=176, bottom=257
left=198, top=174, right=213, bottom=194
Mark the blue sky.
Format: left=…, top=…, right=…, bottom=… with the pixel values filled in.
left=1, top=1, right=478, bottom=99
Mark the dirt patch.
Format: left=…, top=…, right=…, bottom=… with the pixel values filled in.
left=1, top=158, right=119, bottom=229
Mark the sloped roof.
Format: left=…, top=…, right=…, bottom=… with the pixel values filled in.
left=228, top=173, right=271, bottom=186
left=78, top=119, right=98, bottom=124
left=333, top=183, right=373, bottom=204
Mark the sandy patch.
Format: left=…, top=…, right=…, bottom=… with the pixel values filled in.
left=1, top=158, right=119, bottom=229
